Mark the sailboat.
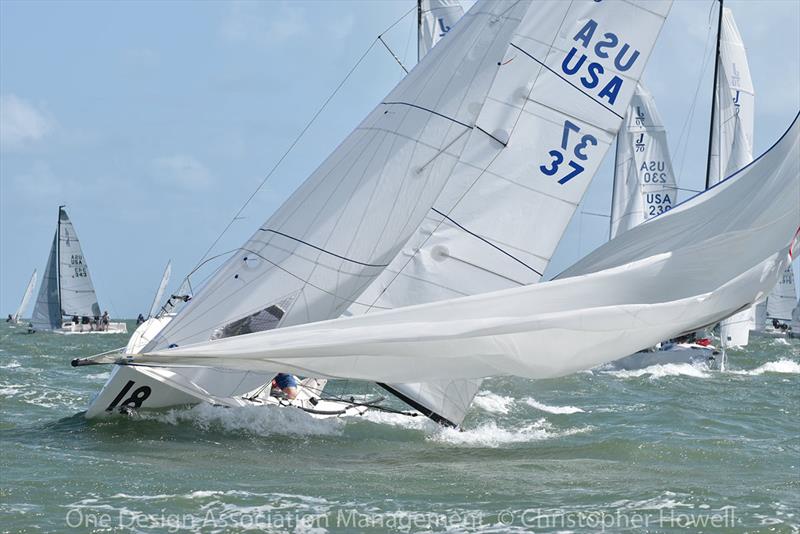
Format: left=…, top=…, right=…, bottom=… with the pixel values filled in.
left=8, top=269, right=37, bottom=325
left=31, top=206, right=127, bottom=335
left=753, top=266, right=798, bottom=336
left=79, top=0, right=670, bottom=423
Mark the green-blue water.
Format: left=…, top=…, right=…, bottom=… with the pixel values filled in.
left=1, top=321, right=798, bottom=533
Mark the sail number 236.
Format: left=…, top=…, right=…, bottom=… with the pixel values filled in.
left=540, top=120, right=597, bottom=185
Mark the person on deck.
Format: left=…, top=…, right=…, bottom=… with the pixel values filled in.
left=271, top=373, right=298, bottom=400
left=136, top=313, right=145, bottom=325
left=101, top=311, right=109, bottom=331
left=6, top=314, right=12, bottom=322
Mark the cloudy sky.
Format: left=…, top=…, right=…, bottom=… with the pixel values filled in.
left=1, top=0, right=798, bottom=317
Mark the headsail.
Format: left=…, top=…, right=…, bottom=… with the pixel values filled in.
left=143, top=0, right=532, bottom=352
left=766, top=266, right=796, bottom=321
left=32, top=216, right=62, bottom=330
left=126, top=113, right=800, bottom=382
left=708, top=7, right=756, bottom=347
left=58, top=208, right=101, bottom=318
left=610, top=83, right=677, bottom=239
left=148, top=260, right=172, bottom=318
left=12, top=269, right=37, bottom=323
left=418, top=0, right=464, bottom=60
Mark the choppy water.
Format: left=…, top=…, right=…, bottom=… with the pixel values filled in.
left=1, top=321, right=798, bottom=533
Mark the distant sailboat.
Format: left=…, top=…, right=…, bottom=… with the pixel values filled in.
left=31, top=206, right=127, bottom=334
left=8, top=269, right=37, bottom=325
left=753, top=266, right=797, bottom=336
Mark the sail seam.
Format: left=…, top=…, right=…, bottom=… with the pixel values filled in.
left=381, top=101, right=473, bottom=129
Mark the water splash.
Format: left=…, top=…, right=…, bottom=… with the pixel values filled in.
left=524, top=398, right=585, bottom=414
left=473, top=391, right=514, bottom=414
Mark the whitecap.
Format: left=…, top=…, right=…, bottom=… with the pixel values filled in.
left=603, top=362, right=710, bottom=379
left=473, top=391, right=514, bottom=414
left=729, top=359, right=800, bottom=376
left=356, top=409, right=438, bottom=430
left=524, top=398, right=585, bottom=414
left=429, top=419, right=591, bottom=448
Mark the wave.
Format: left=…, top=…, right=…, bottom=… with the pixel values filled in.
left=142, top=403, right=344, bottom=437
left=603, top=362, right=710, bottom=380
left=524, top=398, right=585, bottom=414
left=429, top=419, right=591, bottom=448
left=473, top=391, right=514, bottom=414
left=729, top=359, right=800, bottom=376
left=356, top=409, right=438, bottom=431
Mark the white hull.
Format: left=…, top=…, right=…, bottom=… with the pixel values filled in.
left=57, top=321, right=127, bottom=335
left=606, top=343, right=720, bottom=371
left=85, top=364, right=369, bottom=419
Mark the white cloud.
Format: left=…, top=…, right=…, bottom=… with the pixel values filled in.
left=0, top=94, right=55, bottom=151
left=13, top=161, right=66, bottom=197
left=153, top=154, right=213, bottom=190
left=220, top=1, right=308, bottom=47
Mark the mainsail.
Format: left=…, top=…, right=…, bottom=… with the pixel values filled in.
left=766, top=266, right=797, bottom=321
left=418, top=0, right=464, bottom=60
left=707, top=7, right=756, bottom=347
left=125, top=113, right=800, bottom=382
left=352, top=0, right=670, bottom=425
left=12, top=269, right=37, bottom=323
left=609, top=83, right=677, bottom=239
left=148, top=260, right=172, bottom=318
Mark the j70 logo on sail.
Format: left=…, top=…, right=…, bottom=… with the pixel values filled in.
left=561, top=18, right=641, bottom=106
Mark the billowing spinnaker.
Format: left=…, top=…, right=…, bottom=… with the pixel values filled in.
left=148, top=260, right=172, bottom=318
left=143, top=0, right=530, bottom=352
left=126, top=114, right=799, bottom=381
left=610, top=83, right=677, bottom=239
left=58, top=208, right=101, bottom=318
left=352, top=0, right=671, bottom=424
left=766, top=266, right=796, bottom=321
left=708, top=7, right=754, bottom=187
left=32, top=229, right=61, bottom=330
left=418, top=0, right=464, bottom=59
left=13, top=270, right=37, bottom=323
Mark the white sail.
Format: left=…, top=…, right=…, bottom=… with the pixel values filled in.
left=12, top=270, right=37, bottom=323
left=791, top=297, right=800, bottom=334
left=32, top=228, right=61, bottom=330
left=148, top=260, right=172, bottom=318
left=124, top=113, right=799, bottom=382
left=766, top=265, right=796, bottom=321
left=58, top=208, right=101, bottom=318
left=609, top=83, right=677, bottom=239
left=143, top=0, right=532, bottom=353
left=351, top=0, right=670, bottom=425
left=418, top=0, right=464, bottom=60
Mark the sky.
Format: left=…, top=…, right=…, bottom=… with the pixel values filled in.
left=1, top=0, right=798, bottom=318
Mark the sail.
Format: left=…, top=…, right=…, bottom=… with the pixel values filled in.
left=148, top=260, right=172, bottom=318
left=349, top=0, right=671, bottom=424
left=31, top=229, right=61, bottom=330
left=609, top=83, right=677, bottom=239
left=12, top=270, right=37, bottom=323
left=125, top=113, right=800, bottom=382
left=418, top=0, right=464, bottom=59
left=143, top=0, right=532, bottom=352
left=766, top=265, right=796, bottom=321
left=58, top=208, right=101, bottom=318
left=791, top=297, right=800, bottom=334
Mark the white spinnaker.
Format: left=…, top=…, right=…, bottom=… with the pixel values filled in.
left=126, top=113, right=799, bottom=380
left=13, top=270, right=37, bottom=323
left=766, top=265, right=796, bottom=321
left=351, top=0, right=671, bottom=424
left=148, top=260, right=172, bottom=319
left=32, top=228, right=61, bottom=330
left=418, top=0, right=464, bottom=60
left=58, top=208, right=101, bottom=318
left=710, top=8, right=755, bottom=347
left=610, top=83, right=677, bottom=239
left=144, top=0, right=529, bottom=353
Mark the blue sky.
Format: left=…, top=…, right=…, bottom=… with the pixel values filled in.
left=1, top=0, right=798, bottom=317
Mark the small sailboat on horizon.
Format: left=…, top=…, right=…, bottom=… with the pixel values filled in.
left=7, top=269, right=37, bottom=327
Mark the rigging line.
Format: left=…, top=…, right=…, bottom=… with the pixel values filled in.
left=257, top=229, right=390, bottom=268
left=582, top=211, right=610, bottom=218
left=382, top=101, right=472, bottom=129
left=431, top=208, right=543, bottom=277
left=378, top=36, right=409, bottom=74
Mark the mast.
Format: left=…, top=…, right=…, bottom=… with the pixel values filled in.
left=417, top=0, right=423, bottom=63
left=704, top=0, right=724, bottom=190
left=57, top=205, right=64, bottom=320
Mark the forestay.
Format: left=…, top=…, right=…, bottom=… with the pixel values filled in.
left=418, top=0, right=464, bottom=60
left=609, top=83, right=677, bottom=239
left=148, top=260, right=172, bottom=319
left=13, top=270, right=37, bottom=324
left=350, top=0, right=671, bottom=425
left=122, top=114, right=799, bottom=382
left=143, top=0, right=531, bottom=353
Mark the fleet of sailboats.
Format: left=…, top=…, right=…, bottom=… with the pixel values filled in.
left=9, top=0, right=794, bottom=427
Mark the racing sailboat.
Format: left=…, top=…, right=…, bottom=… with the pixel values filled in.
left=31, top=206, right=127, bottom=334
left=8, top=269, right=36, bottom=325
left=79, top=0, right=670, bottom=423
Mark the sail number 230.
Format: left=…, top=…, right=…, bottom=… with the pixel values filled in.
left=540, top=120, right=597, bottom=185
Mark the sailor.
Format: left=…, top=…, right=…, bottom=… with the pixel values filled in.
left=101, top=311, right=110, bottom=331
left=271, top=373, right=298, bottom=400
left=5, top=314, right=11, bottom=322
left=136, top=313, right=145, bottom=325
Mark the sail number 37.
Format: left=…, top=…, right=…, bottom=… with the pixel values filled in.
left=540, top=120, right=597, bottom=185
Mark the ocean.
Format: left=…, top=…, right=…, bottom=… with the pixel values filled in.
left=1, top=321, right=798, bottom=533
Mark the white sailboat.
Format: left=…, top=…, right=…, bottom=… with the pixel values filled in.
left=753, top=265, right=797, bottom=336
left=80, top=0, right=670, bottom=422
left=31, top=206, right=127, bottom=335
left=8, top=269, right=37, bottom=325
